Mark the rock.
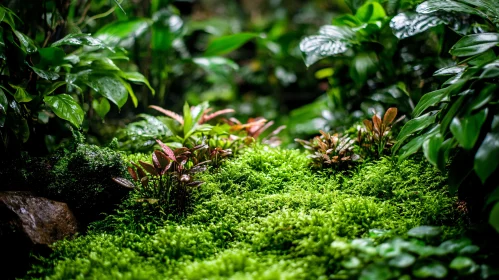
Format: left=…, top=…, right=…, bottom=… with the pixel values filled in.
left=0, top=191, right=78, bottom=279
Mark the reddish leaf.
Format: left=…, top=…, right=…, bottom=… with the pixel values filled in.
left=372, top=115, right=382, bottom=133
left=199, top=108, right=235, bottom=124
left=140, top=176, right=149, bottom=188
left=152, top=152, right=161, bottom=170
left=149, top=105, right=184, bottom=124
left=363, top=119, right=373, bottom=132
left=127, top=166, right=138, bottom=181
left=154, top=150, right=170, bottom=169
left=156, top=139, right=176, bottom=161
left=383, top=107, right=398, bottom=125
left=112, top=177, right=135, bottom=189
left=131, top=162, right=147, bottom=179
left=139, top=160, right=158, bottom=176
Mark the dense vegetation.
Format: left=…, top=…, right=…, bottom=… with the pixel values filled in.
left=1, top=0, right=498, bottom=279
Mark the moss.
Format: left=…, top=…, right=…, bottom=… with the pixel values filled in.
left=27, top=146, right=470, bottom=279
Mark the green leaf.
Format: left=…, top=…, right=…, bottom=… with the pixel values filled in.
left=440, top=94, right=466, bottom=134
left=450, top=109, right=488, bottom=149
left=481, top=60, right=499, bottom=78
left=395, top=113, right=437, bottom=146
left=183, top=102, right=193, bottom=138
left=350, top=52, right=377, bottom=84
left=397, top=134, right=427, bottom=162
left=10, top=84, right=33, bottom=103
left=51, top=34, right=109, bottom=49
left=345, top=0, right=367, bottom=13
left=489, top=202, right=499, bottom=233
left=13, top=30, right=37, bottom=53
left=474, top=133, right=499, bottom=183
left=413, top=88, right=448, bottom=117
left=408, top=226, right=442, bottom=238
left=95, top=18, right=151, bottom=48
left=459, top=49, right=496, bottom=66
left=355, top=2, right=386, bottom=23
left=92, top=98, right=111, bottom=119
left=120, top=72, right=155, bottom=95
left=29, top=66, right=60, bottom=80
left=417, top=0, right=487, bottom=18
left=299, top=26, right=356, bottom=67
left=388, top=253, right=416, bottom=268
left=450, top=33, right=499, bottom=57
left=37, top=47, right=66, bottom=68
left=204, top=33, right=260, bottom=56
left=449, top=257, right=475, bottom=271
left=44, top=94, right=84, bottom=127
left=423, top=133, right=443, bottom=167
left=192, top=57, right=239, bottom=78
left=390, top=12, right=446, bottom=39
left=43, top=81, right=67, bottom=96
left=413, top=262, right=448, bottom=278
left=0, top=88, right=7, bottom=115
left=120, top=79, right=138, bottom=108
left=85, top=75, right=128, bottom=108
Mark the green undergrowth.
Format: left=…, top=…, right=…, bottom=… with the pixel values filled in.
left=27, top=145, right=472, bottom=279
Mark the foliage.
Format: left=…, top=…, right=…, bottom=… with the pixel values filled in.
left=296, top=130, right=360, bottom=170
left=391, top=0, right=499, bottom=232
left=0, top=4, right=152, bottom=156
left=113, top=140, right=208, bottom=216
left=358, top=107, right=402, bottom=158
left=27, top=145, right=478, bottom=279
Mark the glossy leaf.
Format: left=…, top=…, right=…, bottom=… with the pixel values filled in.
left=156, top=139, right=176, bottom=161
left=300, top=26, right=356, bottom=67
left=390, top=12, right=446, bottom=39
left=92, top=98, right=111, bottom=119
left=450, top=109, right=488, bottom=149
left=480, top=60, right=499, bottom=78
left=204, top=33, right=260, bottom=56
left=450, top=33, right=499, bottom=57
left=30, top=66, right=59, bottom=80
left=0, top=88, right=7, bottom=115
left=417, top=0, right=486, bottom=18
left=388, top=253, right=416, bottom=268
left=43, top=81, right=67, bottom=96
left=192, top=57, right=239, bottom=78
left=413, top=88, right=448, bottom=117
left=183, top=102, right=193, bottom=137
left=449, top=256, right=475, bottom=271
left=139, top=160, right=158, bottom=176
left=395, top=113, right=437, bottom=146
left=10, top=84, right=33, bottom=103
left=13, top=30, right=37, bottom=53
left=423, top=133, right=443, bottom=167
left=355, top=2, right=386, bottom=23
left=120, top=72, right=155, bottom=95
left=95, top=18, right=151, bottom=48
left=85, top=75, right=128, bottom=108
left=111, top=177, right=135, bottom=189
left=44, top=94, right=84, bottom=127
left=474, top=134, right=499, bottom=183
left=51, top=33, right=109, bottom=49
left=397, top=134, right=427, bottom=162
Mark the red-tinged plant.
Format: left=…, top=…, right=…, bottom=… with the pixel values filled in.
left=296, top=130, right=359, bottom=170
left=113, top=140, right=208, bottom=215
left=224, top=117, right=286, bottom=147
left=358, top=107, right=403, bottom=158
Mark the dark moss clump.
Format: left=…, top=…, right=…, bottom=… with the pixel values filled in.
left=44, top=142, right=130, bottom=226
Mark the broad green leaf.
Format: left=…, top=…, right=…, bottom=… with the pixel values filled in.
left=450, top=109, right=488, bottom=149
left=459, top=49, right=496, bottom=66
left=396, top=113, right=437, bottom=144
left=205, top=33, right=260, bottom=56
left=350, top=52, right=377, bottom=84
left=92, top=98, right=111, bottom=119
left=85, top=75, right=128, bottom=108
left=456, top=0, right=499, bottom=20
left=474, top=114, right=499, bottom=183
left=121, top=79, right=138, bottom=108
left=390, top=12, right=446, bottom=39
left=450, top=33, right=499, bottom=57
left=413, top=262, right=448, bottom=278
left=37, top=47, right=66, bottom=67
left=192, top=57, right=239, bottom=78
left=13, top=30, right=37, bottom=53
left=10, top=84, right=33, bottom=103
left=397, top=134, right=427, bottom=162
left=345, top=0, right=367, bottom=13
left=449, top=256, right=475, bottom=271
left=423, top=133, right=443, bottom=166
left=299, top=26, right=356, bottom=67
left=51, top=34, right=109, bottom=49
left=388, top=253, right=416, bottom=268
left=490, top=202, right=499, bottom=233
left=417, top=0, right=487, bottom=18
left=120, top=72, right=155, bottom=95
left=44, top=94, right=84, bottom=127
left=434, top=66, right=466, bottom=76
left=413, top=88, right=448, bottom=117
left=441, top=94, right=466, bottom=134
left=30, top=66, right=59, bottom=80
left=355, top=2, right=386, bottom=23
left=95, top=18, right=151, bottom=48
left=408, top=225, right=441, bottom=238
left=183, top=102, right=193, bottom=138
left=480, top=60, right=499, bottom=78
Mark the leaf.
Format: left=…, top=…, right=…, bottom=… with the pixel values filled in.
left=397, top=134, right=427, bottom=162
left=44, top=94, right=84, bottom=127
left=37, top=47, right=66, bottom=68
left=450, top=33, right=499, bottom=57
left=92, top=98, right=111, bottom=119
left=388, top=253, right=416, bottom=268
left=408, top=226, right=442, bottom=238
left=355, top=2, right=386, bottom=23
left=449, top=256, right=475, bottom=271
left=383, top=108, right=397, bottom=125
left=480, top=59, right=499, bottom=78
left=363, top=119, right=373, bottom=132
left=85, top=75, right=128, bottom=108
left=434, top=66, right=466, bottom=76
left=30, top=66, right=60, bottom=80
left=10, top=84, right=34, bottom=103
left=150, top=105, right=184, bottom=124
left=204, top=33, right=260, bottom=56
left=417, top=0, right=487, bottom=18
left=95, top=18, right=151, bottom=48
left=440, top=94, right=466, bottom=134
left=156, top=139, right=176, bottom=161
left=51, top=33, right=109, bottom=49
left=345, top=0, right=367, bottom=13
left=474, top=134, right=499, bottom=183
left=390, top=12, right=446, bottom=39
left=299, top=26, right=356, bottom=67
left=423, top=133, right=443, bottom=167
left=413, top=262, right=448, bottom=278
left=111, top=177, right=135, bottom=189
left=0, top=88, right=7, bottom=115
left=413, top=88, right=448, bottom=117
left=192, top=57, right=239, bottom=78
left=13, top=30, right=37, bottom=53
left=489, top=202, right=499, bottom=233
left=127, top=166, right=138, bottom=181
left=43, top=81, right=67, bottom=96
left=183, top=102, right=193, bottom=138
left=139, top=160, right=158, bottom=176
left=395, top=113, right=437, bottom=147
left=120, top=72, right=155, bottom=95
left=450, top=109, right=488, bottom=149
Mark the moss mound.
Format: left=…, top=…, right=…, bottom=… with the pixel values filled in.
left=28, top=146, right=471, bottom=279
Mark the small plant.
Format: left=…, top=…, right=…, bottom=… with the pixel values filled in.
left=358, top=107, right=402, bottom=158
left=296, top=130, right=360, bottom=170
left=113, top=140, right=208, bottom=216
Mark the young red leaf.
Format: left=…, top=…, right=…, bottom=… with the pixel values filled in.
left=154, top=150, right=170, bottom=169
left=156, top=139, right=176, bottom=161
left=372, top=115, right=382, bottom=133
left=127, top=166, right=138, bottom=181
left=363, top=119, right=373, bottom=132
left=139, top=160, right=158, bottom=176
left=131, top=162, right=147, bottom=179
left=149, top=105, right=184, bottom=124
left=383, top=107, right=398, bottom=125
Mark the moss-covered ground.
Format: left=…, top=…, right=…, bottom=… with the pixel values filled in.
left=27, top=146, right=468, bottom=279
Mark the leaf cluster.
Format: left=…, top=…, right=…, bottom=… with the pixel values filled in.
left=358, top=107, right=402, bottom=158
